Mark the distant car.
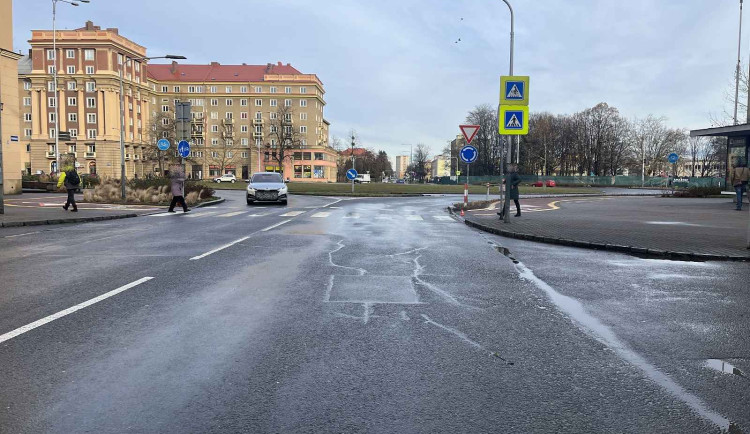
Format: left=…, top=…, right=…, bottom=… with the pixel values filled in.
left=214, top=174, right=237, bottom=183
left=531, top=180, right=556, bottom=187
left=396, top=179, right=405, bottom=184
left=247, top=172, right=288, bottom=205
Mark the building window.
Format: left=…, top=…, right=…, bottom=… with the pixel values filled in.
left=69, top=129, right=77, bottom=138
left=86, top=113, right=96, bottom=124
left=241, top=125, right=248, bottom=132
left=67, top=65, right=75, bottom=74
left=210, top=112, right=219, bottom=119
left=255, top=112, right=262, bottom=120
left=84, top=49, right=95, bottom=61
left=24, top=113, right=32, bottom=122
left=300, top=87, right=307, bottom=94
left=285, top=87, right=292, bottom=94
left=48, top=66, right=56, bottom=74
left=300, top=100, right=308, bottom=107
left=23, top=97, right=31, bottom=106
left=255, top=86, right=262, bottom=93
left=255, top=126, right=263, bottom=134
left=211, top=125, right=219, bottom=133
left=87, top=129, right=96, bottom=139
left=47, top=81, right=55, bottom=91
left=270, top=99, right=277, bottom=107
left=300, top=126, right=307, bottom=133
left=162, top=118, right=170, bottom=126
left=284, top=99, right=292, bottom=107
left=67, top=81, right=76, bottom=90
left=270, top=125, right=278, bottom=133
left=66, top=49, right=75, bottom=59
left=85, top=82, right=96, bottom=92
left=300, top=113, right=307, bottom=120
left=241, top=86, right=248, bottom=93
left=240, top=112, right=248, bottom=119
left=48, top=97, right=56, bottom=108
left=210, top=86, right=217, bottom=93
left=68, top=97, right=77, bottom=106
left=24, top=128, right=32, bottom=137
left=85, top=66, right=94, bottom=74
left=49, top=128, right=56, bottom=138
left=284, top=113, right=292, bottom=122
left=117, top=53, right=123, bottom=64
left=196, top=86, right=203, bottom=93
left=226, top=99, right=233, bottom=106
left=188, top=86, right=196, bottom=93
left=226, top=151, right=233, bottom=158
left=284, top=126, right=292, bottom=134
left=241, top=150, right=248, bottom=157
left=49, top=112, right=57, bottom=123
left=86, top=97, right=96, bottom=108
left=240, top=99, right=248, bottom=106
left=255, top=99, right=262, bottom=106
left=211, top=139, right=219, bottom=146
left=161, top=85, right=168, bottom=92
left=211, top=99, right=218, bottom=106
left=23, top=81, right=31, bottom=90
left=69, top=113, right=77, bottom=122
left=173, top=86, right=180, bottom=93
left=162, top=105, right=169, bottom=112
left=270, top=87, right=277, bottom=94
left=270, top=112, right=278, bottom=120
left=226, top=86, right=232, bottom=93
left=47, top=49, right=55, bottom=60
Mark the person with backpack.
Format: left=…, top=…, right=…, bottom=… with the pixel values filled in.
left=729, top=160, right=750, bottom=211
left=57, top=165, right=80, bottom=212
left=168, top=165, right=190, bottom=213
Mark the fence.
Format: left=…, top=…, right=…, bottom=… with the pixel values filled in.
left=433, top=175, right=726, bottom=189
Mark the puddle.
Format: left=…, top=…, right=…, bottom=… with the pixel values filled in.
left=704, top=359, right=745, bottom=377
left=494, top=246, right=519, bottom=264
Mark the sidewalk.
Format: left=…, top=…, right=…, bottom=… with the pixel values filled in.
left=0, top=193, right=161, bottom=228
left=462, top=196, right=750, bottom=261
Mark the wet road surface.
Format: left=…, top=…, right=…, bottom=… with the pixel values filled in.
left=0, top=192, right=746, bottom=433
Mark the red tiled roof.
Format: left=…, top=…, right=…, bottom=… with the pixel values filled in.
left=147, top=61, right=303, bottom=82
left=340, top=148, right=369, bottom=157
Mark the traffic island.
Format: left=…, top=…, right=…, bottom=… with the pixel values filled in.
left=459, top=196, right=750, bottom=261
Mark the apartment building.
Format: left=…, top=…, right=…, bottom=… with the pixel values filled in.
left=430, top=154, right=450, bottom=178
left=395, top=155, right=410, bottom=179
left=15, top=21, right=336, bottom=182
left=1, top=0, right=24, bottom=195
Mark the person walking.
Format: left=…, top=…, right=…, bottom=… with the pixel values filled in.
left=729, top=160, right=750, bottom=211
left=57, top=165, right=80, bottom=212
left=498, top=164, right=522, bottom=218
left=168, top=165, right=190, bottom=213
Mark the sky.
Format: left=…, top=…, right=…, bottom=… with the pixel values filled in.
left=10, top=0, right=748, bottom=162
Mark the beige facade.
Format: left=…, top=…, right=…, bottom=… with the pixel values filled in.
left=395, top=155, right=409, bottom=179
left=1, top=0, right=24, bottom=195
left=16, top=21, right=336, bottom=182
left=431, top=154, right=450, bottom=178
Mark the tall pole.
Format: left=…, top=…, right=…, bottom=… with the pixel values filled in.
left=351, top=134, right=355, bottom=193
left=0, top=101, right=5, bottom=214
left=641, top=141, right=645, bottom=187
left=52, top=0, right=60, bottom=175
left=501, top=0, right=514, bottom=224
left=119, top=63, right=126, bottom=199
left=735, top=0, right=744, bottom=125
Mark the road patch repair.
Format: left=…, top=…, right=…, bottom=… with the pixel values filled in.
left=459, top=196, right=750, bottom=261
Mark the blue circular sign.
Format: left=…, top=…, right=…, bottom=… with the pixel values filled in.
left=460, top=145, right=478, bottom=164
left=346, top=168, right=358, bottom=180
left=157, top=139, right=170, bottom=151
left=177, top=140, right=190, bottom=158
left=668, top=153, right=679, bottom=164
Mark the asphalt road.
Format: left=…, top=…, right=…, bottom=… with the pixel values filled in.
left=0, top=191, right=746, bottom=433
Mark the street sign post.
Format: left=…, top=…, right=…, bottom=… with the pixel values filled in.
left=157, top=139, right=171, bottom=151
left=460, top=144, right=478, bottom=207
left=178, top=140, right=190, bottom=158
left=500, top=75, right=530, bottom=106
left=346, top=168, right=358, bottom=180
left=668, top=153, right=679, bottom=164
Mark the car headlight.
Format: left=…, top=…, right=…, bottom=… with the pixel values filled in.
left=279, top=186, right=288, bottom=193
left=247, top=187, right=255, bottom=193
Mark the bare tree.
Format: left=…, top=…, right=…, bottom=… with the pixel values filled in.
left=265, top=105, right=303, bottom=178
left=207, top=117, right=241, bottom=176
left=407, top=144, right=431, bottom=181
left=631, top=115, right=686, bottom=176
left=146, top=110, right=181, bottom=177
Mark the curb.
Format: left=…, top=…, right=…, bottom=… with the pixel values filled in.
left=195, top=197, right=225, bottom=208
left=462, top=217, right=750, bottom=262
left=1, top=213, right=138, bottom=228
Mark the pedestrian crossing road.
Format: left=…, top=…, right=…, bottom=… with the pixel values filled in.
left=147, top=208, right=458, bottom=222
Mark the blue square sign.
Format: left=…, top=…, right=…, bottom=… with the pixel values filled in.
left=505, top=81, right=525, bottom=101
left=504, top=110, right=524, bottom=130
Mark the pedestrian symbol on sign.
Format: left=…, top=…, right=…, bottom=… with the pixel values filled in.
left=506, top=113, right=522, bottom=129
left=506, top=83, right=523, bottom=99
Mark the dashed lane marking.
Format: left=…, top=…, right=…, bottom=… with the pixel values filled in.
left=217, top=211, right=247, bottom=218
left=280, top=211, right=306, bottom=217
left=406, top=215, right=424, bottom=221
left=311, top=212, right=330, bottom=218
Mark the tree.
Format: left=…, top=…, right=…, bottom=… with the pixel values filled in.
left=465, top=105, right=502, bottom=175
left=631, top=115, right=686, bottom=176
left=687, top=136, right=726, bottom=177
left=207, top=117, right=241, bottom=176
left=372, top=151, right=393, bottom=181
left=265, top=105, right=303, bottom=178
left=407, top=144, right=430, bottom=181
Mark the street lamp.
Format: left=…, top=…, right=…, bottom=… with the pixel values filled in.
left=350, top=134, right=355, bottom=192
left=117, top=54, right=185, bottom=199
left=500, top=0, right=515, bottom=223
left=52, top=0, right=90, bottom=176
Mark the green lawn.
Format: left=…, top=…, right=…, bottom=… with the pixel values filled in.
left=200, top=180, right=605, bottom=195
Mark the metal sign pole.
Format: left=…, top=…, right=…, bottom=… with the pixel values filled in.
left=502, top=0, right=514, bottom=224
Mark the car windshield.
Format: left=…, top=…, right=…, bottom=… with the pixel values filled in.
left=251, top=173, right=283, bottom=183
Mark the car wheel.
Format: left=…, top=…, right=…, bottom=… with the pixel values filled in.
left=281, top=200, right=288, bottom=206
left=231, top=180, right=235, bottom=183
left=247, top=199, right=254, bottom=205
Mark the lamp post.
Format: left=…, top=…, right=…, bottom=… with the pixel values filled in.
left=350, top=134, right=355, bottom=193
left=52, top=0, right=90, bottom=176
left=118, top=54, right=185, bottom=199
left=500, top=0, right=515, bottom=223
left=735, top=0, right=744, bottom=125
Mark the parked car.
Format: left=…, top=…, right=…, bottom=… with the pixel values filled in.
left=354, top=174, right=371, bottom=184
left=531, top=180, right=556, bottom=187
left=247, top=172, right=288, bottom=205
left=396, top=179, right=405, bottom=184
left=214, top=173, right=237, bottom=183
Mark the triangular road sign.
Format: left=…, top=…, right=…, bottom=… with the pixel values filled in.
left=506, top=114, right=521, bottom=128
left=459, top=125, right=480, bottom=144
left=506, top=84, right=522, bottom=99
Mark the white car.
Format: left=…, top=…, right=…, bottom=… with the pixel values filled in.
left=214, top=174, right=237, bottom=183
left=247, top=172, right=288, bottom=205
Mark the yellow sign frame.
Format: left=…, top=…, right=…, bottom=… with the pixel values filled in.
left=498, top=105, right=529, bottom=135
left=500, top=75, right=530, bottom=106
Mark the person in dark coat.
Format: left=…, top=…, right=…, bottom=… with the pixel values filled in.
left=168, top=165, right=190, bottom=213
left=498, top=164, right=522, bottom=218
left=57, top=165, right=80, bottom=212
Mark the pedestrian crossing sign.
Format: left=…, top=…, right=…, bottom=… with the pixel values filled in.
left=498, top=105, right=529, bottom=135
left=500, top=76, right=529, bottom=105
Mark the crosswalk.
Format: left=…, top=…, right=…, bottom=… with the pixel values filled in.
left=148, top=208, right=457, bottom=223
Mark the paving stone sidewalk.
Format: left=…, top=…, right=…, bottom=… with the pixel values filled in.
left=463, top=196, right=750, bottom=260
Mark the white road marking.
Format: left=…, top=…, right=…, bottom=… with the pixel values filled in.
left=4, top=231, right=41, bottom=238
left=185, top=211, right=217, bottom=218
left=148, top=212, right=177, bottom=217
left=217, top=211, right=246, bottom=218
left=311, top=212, right=330, bottom=218
left=433, top=216, right=454, bottom=221
left=0, top=277, right=154, bottom=345
left=406, top=215, right=423, bottom=221
left=247, top=213, right=269, bottom=217
left=375, top=215, right=392, bottom=220
left=189, top=236, right=251, bottom=260
left=261, top=220, right=291, bottom=231
left=280, top=211, right=305, bottom=217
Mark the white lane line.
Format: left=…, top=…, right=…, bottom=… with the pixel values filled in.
left=433, top=216, right=454, bottom=221
left=217, top=211, right=246, bottom=218
left=189, top=236, right=251, bottom=260
left=247, top=213, right=269, bottom=217
left=406, top=215, right=423, bottom=221
left=0, top=277, right=154, bottom=345
left=261, top=220, right=291, bottom=232
left=185, top=211, right=217, bottom=218
left=280, top=211, right=305, bottom=217
left=311, top=212, right=330, bottom=218
left=148, top=212, right=177, bottom=217
left=4, top=231, right=41, bottom=238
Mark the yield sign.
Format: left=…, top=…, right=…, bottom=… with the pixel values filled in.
left=459, top=125, right=480, bottom=144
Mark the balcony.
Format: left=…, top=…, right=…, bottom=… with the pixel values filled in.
left=85, top=152, right=96, bottom=159
left=125, top=154, right=131, bottom=161
left=192, top=128, right=204, bottom=137
left=133, top=155, right=140, bottom=161
left=46, top=151, right=56, bottom=158
left=222, top=131, right=235, bottom=139
left=222, top=118, right=234, bottom=125
left=253, top=131, right=263, bottom=138
left=253, top=118, right=264, bottom=125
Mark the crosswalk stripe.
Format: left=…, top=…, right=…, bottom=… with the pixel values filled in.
left=406, top=215, right=423, bottom=221
left=311, top=212, right=330, bottom=218
left=433, top=215, right=454, bottom=221
left=280, top=211, right=305, bottom=217
left=185, top=211, right=217, bottom=218
left=217, top=211, right=246, bottom=218
left=247, top=213, right=268, bottom=217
